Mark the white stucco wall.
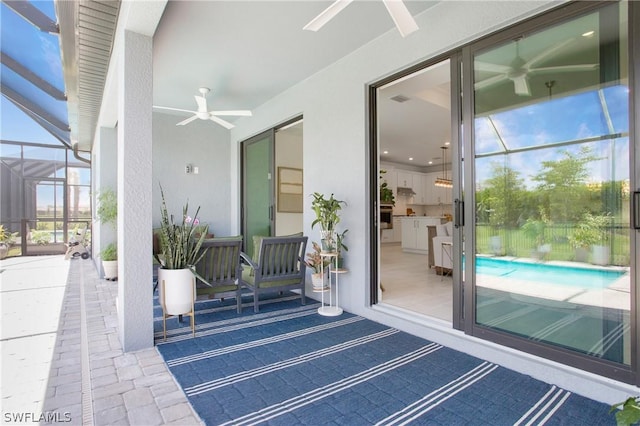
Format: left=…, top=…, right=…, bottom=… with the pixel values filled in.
left=152, top=112, right=232, bottom=237
left=230, top=0, right=561, bottom=314
left=223, top=0, right=640, bottom=403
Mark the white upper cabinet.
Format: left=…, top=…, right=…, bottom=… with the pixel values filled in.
left=396, top=171, right=413, bottom=188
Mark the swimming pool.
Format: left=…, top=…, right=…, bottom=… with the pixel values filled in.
left=476, top=257, right=627, bottom=289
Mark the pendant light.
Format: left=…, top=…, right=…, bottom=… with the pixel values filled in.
left=434, top=146, right=452, bottom=188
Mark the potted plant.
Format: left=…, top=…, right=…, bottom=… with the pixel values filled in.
left=311, top=192, right=346, bottom=253
left=380, top=170, right=395, bottom=205
left=305, top=241, right=330, bottom=292
left=611, top=396, right=640, bottom=426
left=336, top=229, right=348, bottom=269
left=96, top=187, right=118, bottom=279
left=99, top=243, right=118, bottom=280
left=522, top=212, right=551, bottom=260
left=154, top=185, right=209, bottom=316
left=589, top=212, right=612, bottom=266
left=569, top=213, right=600, bottom=263
left=0, top=225, right=17, bottom=260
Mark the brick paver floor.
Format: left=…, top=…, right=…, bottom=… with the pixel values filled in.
left=0, top=255, right=201, bottom=425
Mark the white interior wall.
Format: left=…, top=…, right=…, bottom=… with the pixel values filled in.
left=152, top=112, right=232, bottom=237
left=275, top=129, right=303, bottom=235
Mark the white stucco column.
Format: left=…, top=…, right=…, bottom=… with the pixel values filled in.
left=117, top=30, right=153, bottom=351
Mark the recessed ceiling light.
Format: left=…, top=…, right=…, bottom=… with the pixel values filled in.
left=582, top=30, right=595, bottom=37
left=428, top=161, right=433, bottom=165
left=444, top=141, right=450, bottom=146
left=383, top=150, right=389, bottom=154
left=409, top=157, right=413, bottom=161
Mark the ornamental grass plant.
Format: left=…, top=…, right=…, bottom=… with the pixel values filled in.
left=155, top=185, right=208, bottom=271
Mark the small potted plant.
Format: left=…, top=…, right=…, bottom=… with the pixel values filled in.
left=96, top=187, right=118, bottom=279
left=589, top=212, right=612, bottom=266
left=99, top=243, right=118, bottom=280
left=311, top=192, right=346, bottom=253
left=569, top=214, right=599, bottom=263
left=305, top=241, right=330, bottom=292
left=0, top=225, right=17, bottom=260
left=154, top=185, right=209, bottom=315
left=336, top=229, right=348, bottom=269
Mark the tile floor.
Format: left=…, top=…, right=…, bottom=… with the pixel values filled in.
left=379, top=243, right=452, bottom=322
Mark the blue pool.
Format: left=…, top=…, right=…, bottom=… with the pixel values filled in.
left=476, top=257, right=627, bottom=289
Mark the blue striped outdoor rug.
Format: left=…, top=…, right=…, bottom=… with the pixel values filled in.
left=154, top=295, right=613, bottom=425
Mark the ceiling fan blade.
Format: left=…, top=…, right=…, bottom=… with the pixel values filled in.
left=209, top=115, right=235, bottom=129
left=474, top=74, right=508, bottom=91
left=303, top=0, right=353, bottom=32
left=195, top=95, right=207, bottom=113
left=153, top=105, right=197, bottom=115
left=512, top=76, right=531, bottom=96
left=475, top=61, right=511, bottom=74
left=524, top=38, right=575, bottom=69
left=382, top=0, right=418, bottom=37
left=176, top=115, right=199, bottom=126
left=210, top=110, right=252, bottom=117
left=531, top=64, right=599, bottom=74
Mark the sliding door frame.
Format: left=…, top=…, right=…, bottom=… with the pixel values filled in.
left=462, top=0, right=638, bottom=384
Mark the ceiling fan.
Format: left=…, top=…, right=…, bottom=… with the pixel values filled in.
left=474, top=38, right=598, bottom=96
left=153, top=87, right=252, bottom=129
left=304, top=0, right=418, bottom=38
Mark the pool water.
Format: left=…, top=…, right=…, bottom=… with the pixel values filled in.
left=476, top=257, right=626, bottom=289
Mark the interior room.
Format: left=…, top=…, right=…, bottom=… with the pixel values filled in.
left=377, top=60, right=454, bottom=322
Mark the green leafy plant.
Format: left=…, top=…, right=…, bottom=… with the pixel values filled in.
left=611, top=397, right=640, bottom=426
left=99, top=243, right=117, bottom=261
left=336, top=229, right=348, bottom=254
left=30, top=230, right=51, bottom=245
left=310, top=192, right=346, bottom=232
left=96, top=187, right=117, bottom=228
left=380, top=170, right=395, bottom=206
left=154, top=185, right=208, bottom=271
left=568, top=212, right=613, bottom=250
left=0, top=225, right=18, bottom=245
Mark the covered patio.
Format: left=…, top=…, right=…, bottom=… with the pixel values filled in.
left=0, top=254, right=621, bottom=425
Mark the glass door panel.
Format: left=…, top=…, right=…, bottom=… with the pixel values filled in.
left=472, top=4, right=631, bottom=365
left=242, top=131, right=274, bottom=259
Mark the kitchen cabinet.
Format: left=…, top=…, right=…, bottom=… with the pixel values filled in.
left=381, top=229, right=394, bottom=243
left=381, top=168, right=397, bottom=190
left=392, top=217, right=403, bottom=242
left=396, top=171, right=414, bottom=188
left=402, top=217, right=445, bottom=253
left=411, top=173, right=424, bottom=204
left=425, top=172, right=452, bottom=204
left=401, top=217, right=430, bottom=253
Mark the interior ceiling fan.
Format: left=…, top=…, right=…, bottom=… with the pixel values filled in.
left=304, top=0, right=418, bottom=38
left=474, top=38, right=598, bottom=96
left=153, top=87, right=252, bottom=129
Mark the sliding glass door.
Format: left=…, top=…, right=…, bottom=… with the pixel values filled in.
left=468, top=2, right=633, bottom=375
left=242, top=130, right=275, bottom=259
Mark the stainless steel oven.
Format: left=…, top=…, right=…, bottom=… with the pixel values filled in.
left=380, top=204, right=393, bottom=229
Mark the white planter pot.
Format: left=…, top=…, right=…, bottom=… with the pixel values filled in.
left=311, top=272, right=326, bottom=292
left=158, top=268, right=196, bottom=315
left=0, top=243, right=8, bottom=260
left=102, top=260, right=118, bottom=280
left=591, top=245, right=610, bottom=266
